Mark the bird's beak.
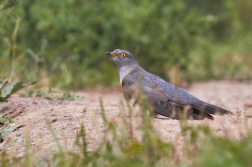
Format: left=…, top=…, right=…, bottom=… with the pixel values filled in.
left=105, top=52, right=117, bottom=57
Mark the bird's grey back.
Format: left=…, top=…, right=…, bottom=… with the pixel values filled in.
left=143, top=71, right=202, bottom=105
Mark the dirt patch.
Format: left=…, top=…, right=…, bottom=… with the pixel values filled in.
left=0, top=81, right=252, bottom=158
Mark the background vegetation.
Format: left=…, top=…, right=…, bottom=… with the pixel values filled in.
left=1, top=0, right=252, bottom=89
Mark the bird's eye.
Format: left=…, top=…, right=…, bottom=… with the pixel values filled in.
left=120, top=53, right=127, bottom=58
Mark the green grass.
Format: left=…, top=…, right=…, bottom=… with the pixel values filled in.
left=0, top=100, right=252, bottom=167
left=20, top=90, right=83, bottom=101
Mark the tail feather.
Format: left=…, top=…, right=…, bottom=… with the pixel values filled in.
left=191, top=101, right=232, bottom=115
left=154, top=101, right=215, bottom=120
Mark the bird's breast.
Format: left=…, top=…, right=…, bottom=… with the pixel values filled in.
left=119, top=66, right=135, bottom=86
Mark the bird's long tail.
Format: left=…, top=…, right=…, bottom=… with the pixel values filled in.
left=191, top=101, right=232, bottom=115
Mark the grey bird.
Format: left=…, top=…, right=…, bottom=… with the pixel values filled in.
left=106, top=49, right=232, bottom=120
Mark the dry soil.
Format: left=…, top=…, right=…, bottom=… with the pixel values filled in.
left=0, top=81, right=252, bottom=159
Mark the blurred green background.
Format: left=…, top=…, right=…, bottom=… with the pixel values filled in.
left=1, top=0, right=252, bottom=89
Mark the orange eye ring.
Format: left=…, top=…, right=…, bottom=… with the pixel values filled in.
left=120, top=53, right=126, bottom=58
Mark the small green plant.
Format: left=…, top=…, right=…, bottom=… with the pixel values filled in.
left=0, top=114, right=14, bottom=143
left=0, top=78, right=35, bottom=142
left=0, top=79, right=36, bottom=102
left=56, top=91, right=83, bottom=101
left=0, top=79, right=8, bottom=102
left=20, top=90, right=53, bottom=99
left=21, top=90, right=83, bottom=101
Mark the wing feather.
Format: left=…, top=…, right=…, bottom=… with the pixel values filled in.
left=122, top=70, right=216, bottom=120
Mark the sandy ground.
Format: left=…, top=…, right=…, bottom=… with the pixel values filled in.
left=0, top=81, right=252, bottom=158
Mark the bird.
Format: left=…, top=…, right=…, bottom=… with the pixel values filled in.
left=105, top=49, right=233, bottom=120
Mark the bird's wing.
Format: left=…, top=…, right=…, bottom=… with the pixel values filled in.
left=122, top=71, right=214, bottom=120
left=121, top=70, right=167, bottom=102
left=146, top=72, right=232, bottom=115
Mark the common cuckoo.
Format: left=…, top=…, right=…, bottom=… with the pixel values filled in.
left=106, top=49, right=232, bottom=120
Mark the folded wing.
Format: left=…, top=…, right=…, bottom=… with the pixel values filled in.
left=122, top=71, right=216, bottom=120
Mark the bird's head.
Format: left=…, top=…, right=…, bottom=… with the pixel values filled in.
left=105, top=49, right=138, bottom=68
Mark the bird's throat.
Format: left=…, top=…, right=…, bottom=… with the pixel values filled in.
left=118, top=66, right=135, bottom=86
